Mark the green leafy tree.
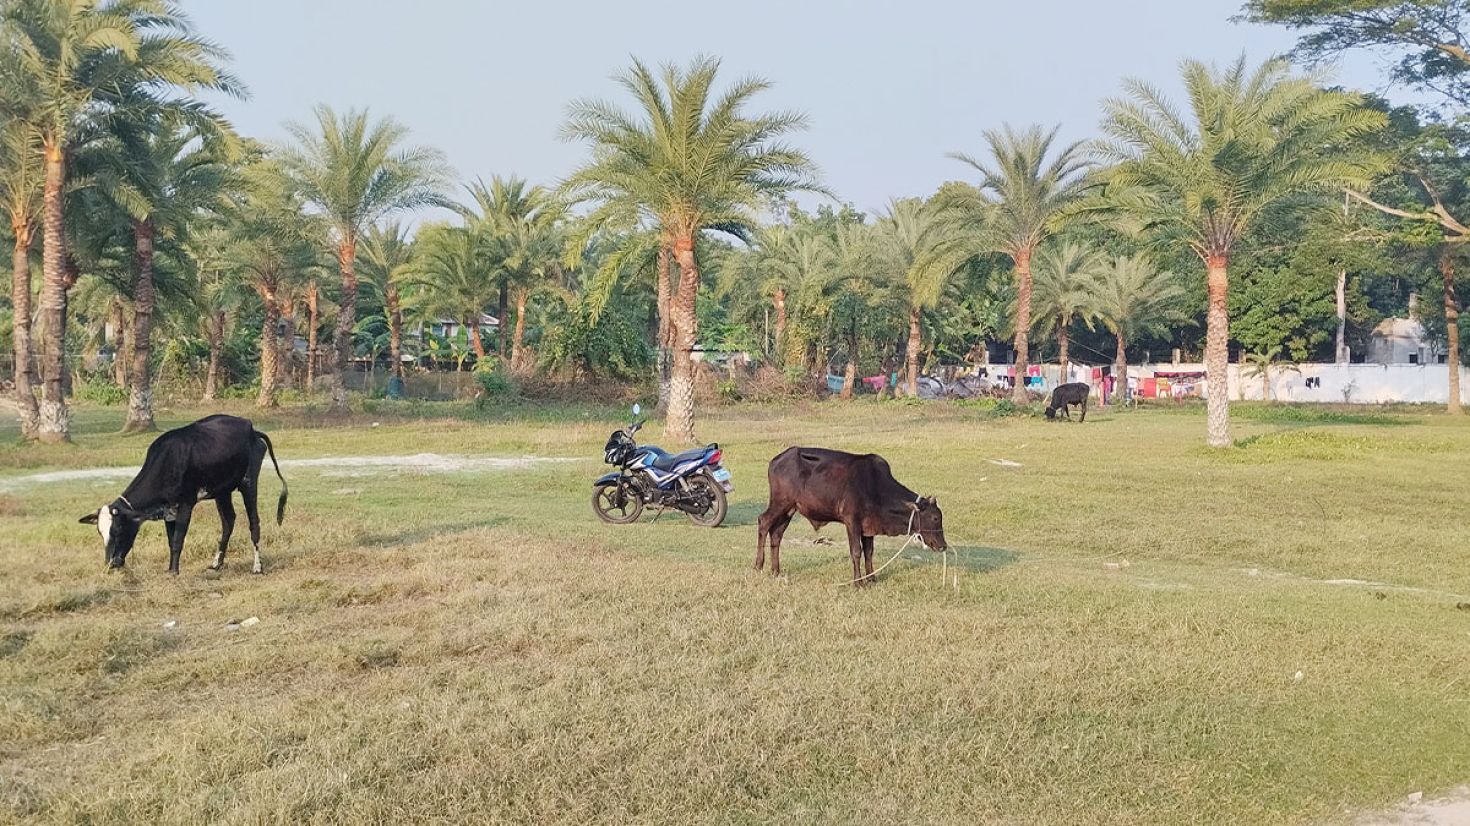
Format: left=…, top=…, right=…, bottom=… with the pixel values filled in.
left=278, top=105, right=449, bottom=411
left=941, top=125, right=1093, bottom=402
left=409, top=223, right=500, bottom=359
left=1243, top=0, right=1470, bottom=107
left=562, top=56, right=821, bottom=443
left=1093, top=57, right=1386, bottom=445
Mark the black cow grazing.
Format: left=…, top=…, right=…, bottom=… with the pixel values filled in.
left=756, top=447, right=946, bottom=586
left=1045, top=382, right=1091, bottom=422
left=79, top=415, right=287, bottom=575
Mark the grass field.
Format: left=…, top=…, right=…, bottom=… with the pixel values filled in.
left=2, top=399, right=1468, bottom=824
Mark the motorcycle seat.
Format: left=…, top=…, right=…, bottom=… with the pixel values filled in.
left=638, top=445, right=714, bottom=472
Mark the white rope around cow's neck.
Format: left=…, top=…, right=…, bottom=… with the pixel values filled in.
left=833, top=493, right=926, bottom=588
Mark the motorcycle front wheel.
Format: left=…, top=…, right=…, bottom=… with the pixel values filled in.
left=683, top=472, right=728, bottom=528
left=592, top=481, right=644, bottom=524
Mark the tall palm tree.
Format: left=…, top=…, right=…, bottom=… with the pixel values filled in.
left=464, top=176, right=564, bottom=371
left=83, top=108, right=237, bottom=431
left=562, top=56, right=821, bottom=443
left=359, top=222, right=416, bottom=381
left=1032, top=241, right=1103, bottom=379
left=184, top=219, right=244, bottom=401
left=0, top=0, right=241, bottom=442
left=410, top=223, right=500, bottom=359
left=1095, top=57, right=1386, bottom=446
left=874, top=198, right=979, bottom=396
left=278, top=105, right=449, bottom=412
left=943, top=125, right=1092, bottom=402
left=1089, top=254, right=1188, bottom=403
left=227, top=158, right=321, bottom=408
left=729, top=223, right=837, bottom=367
left=0, top=119, right=42, bottom=438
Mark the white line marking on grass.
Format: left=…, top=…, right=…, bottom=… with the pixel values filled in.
left=0, top=454, right=579, bottom=493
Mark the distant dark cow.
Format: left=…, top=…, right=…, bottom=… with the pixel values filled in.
left=79, top=415, right=287, bottom=575
left=1045, top=382, right=1091, bottom=422
left=756, top=447, right=946, bottom=586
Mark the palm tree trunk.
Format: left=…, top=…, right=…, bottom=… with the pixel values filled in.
left=388, top=287, right=403, bottom=380
left=1335, top=269, right=1349, bottom=363
left=841, top=345, right=857, bottom=400
left=1441, top=251, right=1461, bottom=415
left=1058, top=316, right=1071, bottom=382
left=36, top=138, right=69, bottom=443
left=305, top=280, right=319, bottom=391
left=258, top=288, right=280, bottom=408
left=496, top=282, right=509, bottom=358
left=9, top=222, right=39, bottom=439
left=112, top=300, right=127, bottom=389
left=905, top=304, right=922, bottom=397
left=665, top=234, right=700, bottom=444
left=1011, top=247, right=1034, bottom=403
left=773, top=287, right=788, bottom=366
left=330, top=235, right=357, bottom=412
left=656, top=243, right=673, bottom=414
left=468, top=317, right=486, bottom=358
left=511, top=287, right=528, bottom=372
left=123, top=220, right=156, bottom=433
left=1205, top=253, right=1232, bottom=448
left=203, top=311, right=224, bottom=401
left=1113, top=329, right=1127, bottom=407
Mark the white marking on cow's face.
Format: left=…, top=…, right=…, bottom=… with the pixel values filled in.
left=96, top=506, right=113, bottom=541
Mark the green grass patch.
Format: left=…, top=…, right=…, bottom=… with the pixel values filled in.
left=1, top=400, right=1467, bottom=824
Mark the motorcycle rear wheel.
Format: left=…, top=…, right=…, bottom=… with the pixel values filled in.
left=683, top=473, right=728, bottom=528
left=592, top=481, right=644, bottom=524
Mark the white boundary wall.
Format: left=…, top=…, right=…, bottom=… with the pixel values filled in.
left=1128, top=362, right=1470, bottom=405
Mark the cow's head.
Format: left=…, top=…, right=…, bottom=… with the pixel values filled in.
left=1044, top=406, right=1058, bottom=420
left=909, top=496, right=947, bottom=551
left=79, top=500, right=143, bottom=568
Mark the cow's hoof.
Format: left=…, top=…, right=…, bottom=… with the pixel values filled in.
left=251, top=566, right=263, bottom=575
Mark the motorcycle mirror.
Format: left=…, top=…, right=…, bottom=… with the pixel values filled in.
left=632, top=403, right=642, bottom=417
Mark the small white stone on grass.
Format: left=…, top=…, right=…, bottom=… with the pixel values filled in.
left=1407, top=791, right=1424, bottom=804
left=1293, top=670, right=1304, bottom=681
left=162, top=620, right=177, bottom=630
left=240, top=617, right=260, bottom=628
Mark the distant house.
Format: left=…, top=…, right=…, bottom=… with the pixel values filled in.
left=1366, top=295, right=1441, bottom=365
left=425, top=314, right=499, bottom=342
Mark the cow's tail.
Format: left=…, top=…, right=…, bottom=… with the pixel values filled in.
left=255, top=430, right=288, bottom=525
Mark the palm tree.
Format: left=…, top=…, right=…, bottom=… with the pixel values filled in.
left=184, top=220, right=244, bottom=400
left=1032, top=241, right=1103, bottom=379
left=562, top=56, right=821, bottom=443
left=278, top=105, right=449, bottom=412
left=0, top=0, right=241, bottom=442
left=732, top=224, right=837, bottom=367
left=0, top=119, right=42, bottom=438
left=464, top=177, right=564, bottom=371
left=410, top=223, right=500, bottom=360
left=943, top=125, right=1092, bottom=403
left=874, top=198, right=979, bottom=396
left=359, top=222, right=416, bottom=381
left=227, top=158, right=321, bottom=408
left=1094, top=57, right=1386, bottom=446
left=82, top=108, right=237, bottom=431
left=1088, top=254, right=1189, bottom=405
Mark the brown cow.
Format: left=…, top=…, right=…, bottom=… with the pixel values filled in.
left=756, top=447, right=947, bottom=586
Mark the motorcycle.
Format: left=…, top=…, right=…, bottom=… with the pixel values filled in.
left=592, top=404, right=733, bottom=527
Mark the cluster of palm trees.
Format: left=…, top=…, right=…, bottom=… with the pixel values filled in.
left=0, top=3, right=1398, bottom=450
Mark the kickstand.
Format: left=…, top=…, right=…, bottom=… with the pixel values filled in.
left=649, top=503, right=668, bottom=523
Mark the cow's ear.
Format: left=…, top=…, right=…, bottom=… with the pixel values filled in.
left=79, top=512, right=99, bottom=525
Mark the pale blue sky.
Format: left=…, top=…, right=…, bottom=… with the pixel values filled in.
left=189, top=0, right=1390, bottom=214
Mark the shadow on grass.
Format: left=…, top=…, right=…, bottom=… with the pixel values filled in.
left=722, top=501, right=765, bottom=528
left=359, top=517, right=508, bottom=550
